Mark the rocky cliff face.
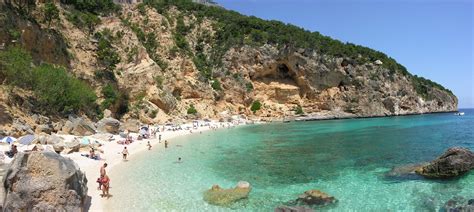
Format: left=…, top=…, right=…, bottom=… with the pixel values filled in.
left=0, top=1, right=457, bottom=133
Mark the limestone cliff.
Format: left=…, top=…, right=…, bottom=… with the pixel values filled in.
left=0, top=0, right=457, bottom=134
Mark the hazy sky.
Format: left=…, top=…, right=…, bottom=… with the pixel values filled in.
left=215, top=0, right=474, bottom=108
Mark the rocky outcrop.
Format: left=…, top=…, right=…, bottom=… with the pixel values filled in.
left=416, top=147, right=474, bottom=178
left=61, top=116, right=96, bottom=136
left=2, top=152, right=88, bottom=211
left=120, top=119, right=140, bottom=133
left=293, top=190, right=337, bottom=207
left=96, top=118, right=121, bottom=134
left=203, top=181, right=251, bottom=206
left=442, top=197, right=474, bottom=212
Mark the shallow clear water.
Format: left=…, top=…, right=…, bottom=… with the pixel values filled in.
left=107, top=109, right=474, bottom=211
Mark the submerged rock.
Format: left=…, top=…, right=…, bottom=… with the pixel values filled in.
left=385, top=164, right=425, bottom=180
left=203, top=181, right=251, bottom=206
left=275, top=205, right=314, bottom=212
left=295, top=190, right=337, bottom=206
left=415, top=147, right=474, bottom=178
left=2, top=152, right=88, bottom=211
left=441, top=197, right=474, bottom=212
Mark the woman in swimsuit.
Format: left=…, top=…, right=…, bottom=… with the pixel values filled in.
left=101, top=174, right=110, bottom=198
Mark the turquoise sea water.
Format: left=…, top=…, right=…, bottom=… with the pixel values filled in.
left=107, top=109, right=474, bottom=211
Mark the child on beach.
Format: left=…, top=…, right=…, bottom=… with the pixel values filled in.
left=147, top=141, right=152, bottom=150
left=122, top=147, right=129, bottom=160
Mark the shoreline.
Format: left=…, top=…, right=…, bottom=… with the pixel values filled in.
left=280, top=110, right=460, bottom=123
left=64, top=121, right=247, bottom=211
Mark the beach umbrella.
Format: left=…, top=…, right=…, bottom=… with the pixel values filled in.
left=81, top=137, right=90, bottom=145
left=18, top=134, right=35, bottom=145
left=1, top=136, right=17, bottom=144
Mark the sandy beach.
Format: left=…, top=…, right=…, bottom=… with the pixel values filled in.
left=53, top=121, right=244, bottom=211
left=0, top=119, right=247, bottom=211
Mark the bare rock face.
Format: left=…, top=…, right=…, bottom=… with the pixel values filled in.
left=416, top=147, right=474, bottom=178
left=2, top=152, right=88, bottom=211
left=203, top=181, right=251, bottom=206
left=61, top=116, right=96, bottom=136
left=120, top=119, right=140, bottom=133
left=97, top=118, right=121, bottom=134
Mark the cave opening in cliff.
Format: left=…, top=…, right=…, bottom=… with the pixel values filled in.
left=277, top=64, right=292, bottom=79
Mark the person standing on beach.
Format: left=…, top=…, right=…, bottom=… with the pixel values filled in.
left=98, top=163, right=107, bottom=190
left=122, top=147, right=129, bottom=160
left=164, top=140, right=168, bottom=148
left=159, top=134, right=162, bottom=142
left=101, top=174, right=110, bottom=198
left=147, top=141, right=152, bottom=150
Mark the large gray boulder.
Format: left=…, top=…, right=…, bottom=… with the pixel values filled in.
left=416, top=147, right=474, bottom=178
left=61, top=116, right=96, bottom=136
left=203, top=181, right=251, bottom=206
left=2, top=152, right=88, bottom=211
left=120, top=119, right=140, bottom=133
left=96, top=118, right=121, bottom=134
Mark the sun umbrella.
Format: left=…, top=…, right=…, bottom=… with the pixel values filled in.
left=1, top=136, right=17, bottom=144
left=18, top=134, right=35, bottom=145
left=81, top=137, right=90, bottom=145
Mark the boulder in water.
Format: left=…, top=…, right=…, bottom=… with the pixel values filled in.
left=295, top=190, right=337, bottom=206
left=203, top=181, right=251, bottom=206
left=415, top=147, right=474, bottom=178
left=2, top=152, right=88, bottom=211
left=275, top=205, right=314, bottom=212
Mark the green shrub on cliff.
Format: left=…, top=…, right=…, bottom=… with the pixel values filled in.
left=187, top=104, right=198, bottom=115
left=211, top=79, right=221, bottom=91
left=43, top=2, right=60, bottom=27
left=0, top=46, right=98, bottom=115
left=95, top=30, right=121, bottom=71
left=295, top=105, right=304, bottom=115
left=250, top=100, right=261, bottom=114
left=0, top=46, right=34, bottom=88
left=33, top=64, right=97, bottom=114
left=62, top=0, right=120, bottom=15
left=66, top=10, right=100, bottom=34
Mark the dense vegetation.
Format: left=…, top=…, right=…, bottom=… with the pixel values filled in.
left=0, top=46, right=97, bottom=115
left=60, top=0, right=120, bottom=15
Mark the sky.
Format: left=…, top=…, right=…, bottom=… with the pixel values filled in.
left=214, top=0, right=474, bottom=108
